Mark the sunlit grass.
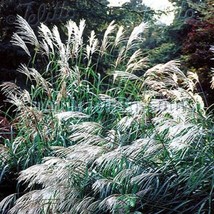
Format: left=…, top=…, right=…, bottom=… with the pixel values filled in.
left=0, top=16, right=213, bottom=213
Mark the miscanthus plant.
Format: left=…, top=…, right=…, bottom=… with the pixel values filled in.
left=0, top=16, right=213, bottom=213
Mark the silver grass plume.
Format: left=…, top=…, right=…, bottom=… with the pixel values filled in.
left=11, top=33, right=31, bottom=56
left=100, top=20, right=116, bottom=55
left=86, top=30, right=99, bottom=66
left=11, top=15, right=39, bottom=56
left=126, top=22, right=147, bottom=50
left=39, top=23, right=54, bottom=55
left=114, top=25, right=125, bottom=47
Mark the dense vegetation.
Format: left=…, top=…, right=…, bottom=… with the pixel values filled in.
left=0, top=0, right=153, bottom=112
left=0, top=0, right=214, bottom=213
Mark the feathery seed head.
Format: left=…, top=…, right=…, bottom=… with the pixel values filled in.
left=11, top=33, right=31, bottom=56
left=114, top=25, right=125, bottom=47
left=15, top=15, right=39, bottom=48
left=100, top=21, right=116, bottom=55
left=55, top=111, right=89, bottom=122
left=126, top=22, right=147, bottom=50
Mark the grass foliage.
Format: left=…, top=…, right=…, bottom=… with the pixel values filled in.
left=0, top=15, right=213, bottom=213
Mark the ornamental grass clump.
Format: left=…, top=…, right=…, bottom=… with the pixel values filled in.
left=0, top=16, right=213, bottom=213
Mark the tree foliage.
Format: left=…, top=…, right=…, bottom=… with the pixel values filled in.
left=161, top=0, right=214, bottom=105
